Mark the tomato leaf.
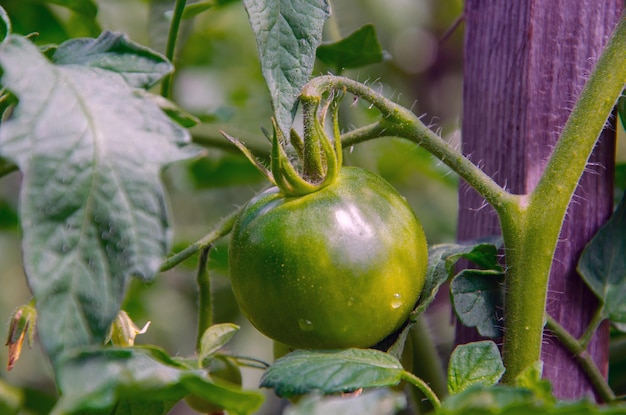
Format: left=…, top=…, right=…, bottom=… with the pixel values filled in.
left=0, top=6, right=9, bottom=43
left=260, top=349, right=404, bottom=398
left=243, top=0, right=330, bottom=136
left=284, top=389, right=407, bottom=415
left=0, top=35, right=199, bottom=364
left=578, top=193, right=626, bottom=328
left=198, top=323, right=240, bottom=365
left=414, top=238, right=502, bottom=316
left=450, top=269, right=505, bottom=338
left=52, top=31, right=172, bottom=89
left=447, top=341, right=505, bottom=394
left=51, top=346, right=263, bottom=415
left=316, top=24, right=386, bottom=71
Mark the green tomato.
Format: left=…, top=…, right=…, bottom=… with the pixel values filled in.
left=229, top=166, right=428, bottom=349
left=184, top=356, right=242, bottom=414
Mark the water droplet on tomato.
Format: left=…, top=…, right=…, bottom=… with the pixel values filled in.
left=298, top=319, right=314, bottom=331
left=391, top=293, right=402, bottom=309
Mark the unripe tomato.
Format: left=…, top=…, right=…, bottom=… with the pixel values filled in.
left=229, top=166, right=427, bottom=349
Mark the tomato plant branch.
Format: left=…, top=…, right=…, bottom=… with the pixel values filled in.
left=545, top=315, right=616, bottom=403
left=161, top=0, right=187, bottom=99
left=501, top=13, right=626, bottom=383
left=159, top=209, right=238, bottom=272
left=195, top=247, right=212, bottom=351
left=579, top=307, right=606, bottom=349
left=400, top=370, right=441, bottom=410
left=301, top=76, right=515, bottom=213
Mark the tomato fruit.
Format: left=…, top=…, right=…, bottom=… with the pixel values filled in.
left=229, top=166, right=428, bottom=349
left=184, top=356, right=242, bottom=414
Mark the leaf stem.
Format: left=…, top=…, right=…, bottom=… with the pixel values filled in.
left=400, top=370, right=441, bottom=410
left=159, top=209, right=239, bottom=272
left=545, top=315, right=615, bottom=403
left=579, top=306, right=606, bottom=349
left=195, top=246, right=212, bottom=351
left=161, top=0, right=187, bottom=98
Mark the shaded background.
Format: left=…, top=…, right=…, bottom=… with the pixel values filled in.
left=0, top=0, right=624, bottom=413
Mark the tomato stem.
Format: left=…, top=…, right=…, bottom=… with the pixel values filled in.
left=161, top=0, right=187, bottom=99
left=400, top=370, right=442, bottom=410
left=195, top=247, right=213, bottom=352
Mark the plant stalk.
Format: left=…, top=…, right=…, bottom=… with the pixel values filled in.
left=545, top=315, right=615, bottom=402
left=195, top=247, right=212, bottom=351
left=501, top=13, right=626, bottom=383
left=161, top=0, right=187, bottom=98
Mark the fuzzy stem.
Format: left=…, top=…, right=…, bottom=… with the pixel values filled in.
left=545, top=315, right=615, bottom=403
left=501, top=13, right=626, bottom=383
left=579, top=307, right=606, bottom=349
left=195, top=247, right=212, bottom=351
left=401, top=371, right=442, bottom=410
left=159, top=209, right=238, bottom=272
left=161, top=0, right=187, bottom=98
left=301, top=76, right=514, bottom=212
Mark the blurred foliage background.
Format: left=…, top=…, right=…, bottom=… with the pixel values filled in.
left=0, top=0, right=624, bottom=414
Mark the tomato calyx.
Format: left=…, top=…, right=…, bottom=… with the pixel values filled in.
left=221, top=92, right=344, bottom=196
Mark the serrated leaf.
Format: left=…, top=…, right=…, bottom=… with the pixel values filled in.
left=0, top=6, right=10, bottom=43
left=414, top=238, right=502, bottom=316
left=260, top=349, right=404, bottom=398
left=447, top=341, right=505, bottom=394
left=199, top=323, right=240, bottom=364
left=439, top=385, right=536, bottom=414
left=52, top=31, right=173, bottom=89
left=316, top=24, right=386, bottom=71
left=451, top=269, right=505, bottom=338
left=0, top=35, right=198, bottom=364
left=285, top=389, right=407, bottom=415
left=515, top=363, right=555, bottom=407
left=51, top=346, right=263, bottom=415
left=578, top=194, right=626, bottom=325
left=243, top=0, right=330, bottom=136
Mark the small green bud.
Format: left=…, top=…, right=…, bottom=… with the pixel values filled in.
left=105, top=310, right=150, bottom=347
left=5, top=301, right=37, bottom=371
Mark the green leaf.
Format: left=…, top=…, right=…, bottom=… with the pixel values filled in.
left=514, top=363, right=555, bottom=406
left=51, top=346, right=263, bottom=415
left=285, top=389, right=407, bottom=415
left=0, top=35, right=197, bottom=364
left=260, top=349, right=404, bottom=398
left=243, top=0, right=330, bottom=136
left=182, top=1, right=216, bottom=19
left=450, top=269, right=505, bottom=338
left=52, top=31, right=173, bottom=89
left=199, top=323, right=240, bottom=365
left=316, top=24, right=386, bottom=71
left=578, top=194, right=626, bottom=326
left=414, top=238, right=502, bottom=316
left=0, top=6, right=10, bottom=42
left=438, top=385, right=536, bottom=414
left=38, top=0, right=98, bottom=18
left=138, top=91, right=199, bottom=128
left=447, top=341, right=505, bottom=394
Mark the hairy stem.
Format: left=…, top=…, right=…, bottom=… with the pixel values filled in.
left=195, top=247, right=212, bottom=351
left=501, top=13, right=626, bottom=383
left=161, top=0, right=187, bottom=98
left=545, top=315, right=615, bottom=403
left=159, top=209, right=239, bottom=272
left=401, top=371, right=442, bottom=410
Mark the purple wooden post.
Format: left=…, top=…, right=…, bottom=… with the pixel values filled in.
left=457, top=0, right=622, bottom=400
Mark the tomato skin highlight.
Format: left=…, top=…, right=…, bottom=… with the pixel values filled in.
left=229, top=166, right=428, bottom=349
